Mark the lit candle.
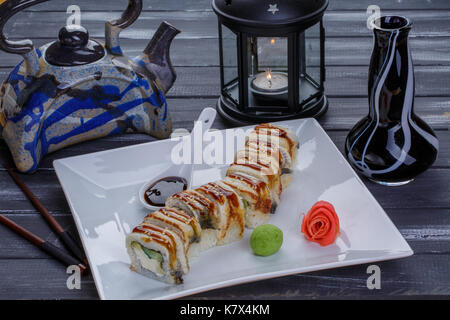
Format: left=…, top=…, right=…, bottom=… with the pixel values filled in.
left=251, top=69, right=288, bottom=94
left=266, top=69, right=273, bottom=87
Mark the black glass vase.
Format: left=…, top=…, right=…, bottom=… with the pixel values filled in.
left=345, top=16, right=439, bottom=186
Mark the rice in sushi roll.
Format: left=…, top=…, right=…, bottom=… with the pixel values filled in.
left=126, top=223, right=189, bottom=284
left=165, top=190, right=219, bottom=254
left=143, top=207, right=202, bottom=248
left=222, top=172, right=272, bottom=228
left=227, top=160, right=282, bottom=211
left=126, top=122, right=300, bottom=285
left=248, top=123, right=299, bottom=189
left=194, top=182, right=245, bottom=245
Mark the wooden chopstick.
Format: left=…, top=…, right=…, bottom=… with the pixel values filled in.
left=0, top=214, right=86, bottom=274
left=3, top=163, right=88, bottom=267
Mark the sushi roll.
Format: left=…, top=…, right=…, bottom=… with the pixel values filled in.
left=253, top=123, right=299, bottom=159
left=247, top=123, right=299, bottom=189
left=235, top=145, right=282, bottom=177
left=165, top=190, right=219, bottom=254
left=126, top=222, right=189, bottom=284
left=222, top=172, right=272, bottom=228
left=245, top=139, right=285, bottom=167
left=194, top=182, right=245, bottom=245
left=126, top=122, right=300, bottom=285
left=143, top=207, right=202, bottom=248
left=227, top=160, right=282, bottom=211
left=166, top=190, right=217, bottom=229
left=245, top=137, right=292, bottom=189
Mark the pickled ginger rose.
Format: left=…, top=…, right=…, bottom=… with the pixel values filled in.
left=301, top=201, right=340, bottom=246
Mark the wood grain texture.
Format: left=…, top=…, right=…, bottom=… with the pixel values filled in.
left=0, top=0, right=449, bottom=300
left=3, top=10, right=450, bottom=40
left=1, top=37, right=449, bottom=68
left=0, top=165, right=448, bottom=214
left=1, top=208, right=449, bottom=259
left=0, top=98, right=449, bottom=169
left=2, top=65, right=449, bottom=99
left=165, top=66, right=450, bottom=98
left=190, top=253, right=450, bottom=299
left=18, top=0, right=450, bottom=12
left=0, top=253, right=449, bottom=300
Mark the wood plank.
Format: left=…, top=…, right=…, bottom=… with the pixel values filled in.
left=1, top=208, right=448, bottom=259
left=2, top=65, right=449, bottom=98
left=0, top=96, right=448, bottom=170
left=366, top=168, right=450, bottom=209
left=19, top=0, right=450, bottom=12
left=169, top=66, right=450, bottom=98
left=388, top=208, right=450, bottom=256
left=0, top=259, right=98, bottom=299
left=190, top=254, right=450, bottom=299
left=24, top=0, right=212, bottom=12
left=3, top=10, right=450, bottom=41
left=0, top=122, right=448, bottom=172
left=0, top=0, right=448, bottom=301
left=0, top=166, right=448, bottom=213
left=0, top=253, right=449, bottom=299
left=326, top=129, right=450, bottom=168
left=0, top=171, right=70, bottom=213
left=322, top=97, right=450, bottom=130
left=0, top=215, right=81, bottom=259
left=1, top=37, right=450, bottom=68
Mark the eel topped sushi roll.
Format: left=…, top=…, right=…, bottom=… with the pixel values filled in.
left=166, top=190, right=217, bottom=229
left=165, top=189, right=220, bottom=254
left=235, top=145, right=282, bottom=177
left=143, top=207, right=202, bottom=248
left=194, top=182, right=245, bottom=245
left=126, top=222, right=190, bottom=284
left=227, top=160, right=282, bottom=210
left=126, top=122, right=299, bottom=285
left=247, top=123, right=299, bottom=189
left=253, top=123, right=299, bottom=158
left=222, top=172, right=272, bottom=228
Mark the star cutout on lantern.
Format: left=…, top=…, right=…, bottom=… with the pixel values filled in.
left=268, top=4, right=279, bottom=15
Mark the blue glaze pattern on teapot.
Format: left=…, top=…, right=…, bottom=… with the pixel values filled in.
left=0, top=0, right=180, bottom=173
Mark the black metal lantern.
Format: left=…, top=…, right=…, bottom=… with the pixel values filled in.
left=212, top=0, right=328, bottom=125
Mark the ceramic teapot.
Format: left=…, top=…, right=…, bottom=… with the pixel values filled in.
left=0, top=0, right=180, bottom=173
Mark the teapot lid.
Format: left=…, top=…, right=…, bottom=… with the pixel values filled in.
left=45, top=25, right=105, bottom=67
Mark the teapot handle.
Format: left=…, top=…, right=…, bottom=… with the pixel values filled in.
left=105, top=0, right=143, bottom=55
left=0, top=0, right=50, bottom=55
left=0, top=0, right=142, bottom=73
left=0, top=0, right=50, bottom=75
left=0, top=0, right=142, bottom=56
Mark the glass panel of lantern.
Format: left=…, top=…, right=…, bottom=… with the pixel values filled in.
left=248, top=37, right=289, bottom=109
left=220, top=24, right=239, bottom=105
left=299, top=20, right=325, bottom=110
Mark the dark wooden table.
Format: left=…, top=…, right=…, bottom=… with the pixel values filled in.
left=0, top=0, right=449, bottom=299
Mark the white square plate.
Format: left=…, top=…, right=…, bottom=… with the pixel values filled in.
left=54, top=118, right=413, bottom=300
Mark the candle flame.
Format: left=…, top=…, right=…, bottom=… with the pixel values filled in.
left=265, top=69, right=272, bottom=88
left=270, top=38, right=275, bottom=45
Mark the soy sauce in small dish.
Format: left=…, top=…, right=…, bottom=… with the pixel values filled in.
left=143, top=176, right=188, bottom=207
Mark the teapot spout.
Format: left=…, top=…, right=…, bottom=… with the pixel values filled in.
left=143, top=21, right=180, bottom=93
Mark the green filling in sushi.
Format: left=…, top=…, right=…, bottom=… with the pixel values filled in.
left=142, top=246, right=163, bottom=263
left=131, top=241, right=163, bottom=265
